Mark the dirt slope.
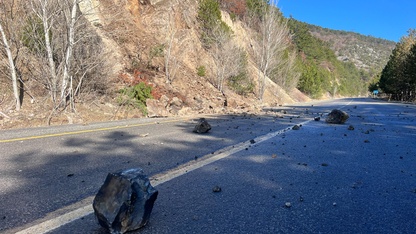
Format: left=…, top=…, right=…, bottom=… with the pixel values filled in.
left=0, top=0, right=309, bottom=129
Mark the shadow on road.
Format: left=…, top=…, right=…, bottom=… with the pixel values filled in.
left=1, top=98, right=415, bottom=233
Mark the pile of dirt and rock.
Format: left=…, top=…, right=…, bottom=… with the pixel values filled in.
left=0, top=0, right=311, bottom=130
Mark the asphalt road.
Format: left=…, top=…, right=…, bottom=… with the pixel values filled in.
left=0, top=98, right=415, bottom=233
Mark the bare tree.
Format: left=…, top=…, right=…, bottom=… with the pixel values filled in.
left=164, top=8, right=178, bottom=84
left=29, top=0, right=106, bottom=112
left=0, top=20, right=20, bottom=110
left=210, top=24, right=246, bottom=92
left=0, top=0, right=26, bottom=110
left=273, top=49, right=300, bottom=90
left=251, top=1, right=290, bottom=101
left=215, top=42, right=244, bottom=92
left=31, top=0, right=60, bottom=103
left=60, top=0, right=78, bottom=103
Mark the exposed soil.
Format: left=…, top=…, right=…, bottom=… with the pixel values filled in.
left=0, top=0, right=312, bottom=130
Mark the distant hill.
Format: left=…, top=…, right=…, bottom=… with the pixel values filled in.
left=306, top=24, right=396, bottom=72
left=287, top=18, right=396, bottom=98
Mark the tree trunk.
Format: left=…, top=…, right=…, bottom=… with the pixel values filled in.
left=39, top=0, right=59, bottom=103
left=164, top=9, right=176, bottom=84
left=0, top=21, right=21, bottom=110
left=253, top=3, right=290, bottom=102
left=60, top=0, right=78, bottom=104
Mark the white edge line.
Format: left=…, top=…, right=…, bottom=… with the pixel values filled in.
left=14, top=206, right=93, bottom=234
left=12, top=120, right=312, bottom=234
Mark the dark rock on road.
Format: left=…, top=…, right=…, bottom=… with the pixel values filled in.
left=193, top=118, right=212, bottom=133
left=93, top=168, right=158, bottom=234
left=212, top=186, right=222, bottom=193
left=326, top=109, right=349, bottom=124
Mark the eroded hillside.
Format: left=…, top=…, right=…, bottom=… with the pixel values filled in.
left=0, top=0, right=391, bottom=129
left=90, top=0, right=303, bottom=105
left=81, top=0, right=309, bottom=116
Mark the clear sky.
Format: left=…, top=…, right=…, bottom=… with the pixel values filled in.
left=276, top=0, right=415, bottom=42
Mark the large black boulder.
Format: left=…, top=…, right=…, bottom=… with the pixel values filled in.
left=325, top=109, right=349, bottom=124
left=193, top=118, right=211, bottom=133
left=93, top=168, right=158, bottom=234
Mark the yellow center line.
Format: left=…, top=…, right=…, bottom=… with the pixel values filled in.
left=0, top=118, right=188, bottom=143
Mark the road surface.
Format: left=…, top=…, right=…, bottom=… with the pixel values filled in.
left=0, top=98, right=415, bottom=233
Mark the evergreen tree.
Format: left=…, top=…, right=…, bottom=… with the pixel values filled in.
left=289, top=18, right=368, bottom=97
left=379, top=29, right=416, bottom=100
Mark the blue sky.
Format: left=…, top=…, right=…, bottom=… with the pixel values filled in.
left=276, top=0, right=415, bottom=42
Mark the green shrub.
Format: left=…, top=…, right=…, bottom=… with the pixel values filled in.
left=198, top=0, right=222, bottom=30
left=148, top=44, right=165, bottom=67
left=246, top=0, right=269, bottom=18
left=228, top=72, right=254, bottom=95
left=230, top=12, right=237, bottom=22
left=227, top=51, right=253, bottom=95
left=197, top=66, right=206, bottom=77
left=149, top=44, right=165, bottom=59
left=118, top=82, right=153, bottom=115
left=297, top=63, right=323, bottom=99
left=198, top=0, right=233, bottom=47
left=21, top=16, right=49, bottom=54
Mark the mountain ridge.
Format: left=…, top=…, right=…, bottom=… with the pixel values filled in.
left=305, top=22, right=396, bottom=72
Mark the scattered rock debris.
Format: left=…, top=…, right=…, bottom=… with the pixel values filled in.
left=212, top=186, right=222, bottom=193
left=351, top=181, right=363, bottom=189
left=348, top=125, right=355, bottom=130
left=284, top=202, right=292, bottom=208
left=292, top=125, right=300, bottom=130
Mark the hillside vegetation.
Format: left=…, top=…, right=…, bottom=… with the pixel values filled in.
left=307, top=23, right=396, bottom=72
left=0, top=0, right=395, bottom=129
left=377, top=30, right=416, bottom=101
left=288, top=18, right=391, bottom=98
